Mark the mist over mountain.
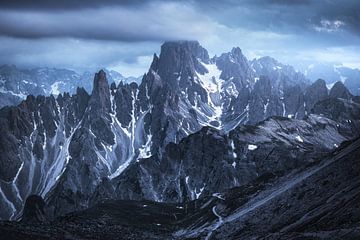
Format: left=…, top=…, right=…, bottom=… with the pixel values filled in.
left=298, top=62, right=360, bottom=96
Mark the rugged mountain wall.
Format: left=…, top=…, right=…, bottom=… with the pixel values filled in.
left=0, top=41, right=359, bottom=220
left=92, top=111, right=359, bottom=204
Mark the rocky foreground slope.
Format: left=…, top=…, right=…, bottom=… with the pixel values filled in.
left=0, top=137, right=359, bottom=239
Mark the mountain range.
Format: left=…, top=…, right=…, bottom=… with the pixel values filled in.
left=0, top=65, right=141, bottom=109
left=2, top=52, right=360, bottom=111
left=0, top=41, right=359, bottom=239
left=300, top=62, right=360, bottom=96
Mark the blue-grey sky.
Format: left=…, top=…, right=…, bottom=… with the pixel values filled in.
left=0, top=0, right=359, bottom=76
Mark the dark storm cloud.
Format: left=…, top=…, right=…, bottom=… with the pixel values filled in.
left=0, top=0, right=145, bottom=10
left=0, top=0, right=359, bottom=42
left=190, top=0, right=360, bottom=38
left=310, top=1, right=360, bottom=36
left=269, top=0, right=310, bottom=5
left=0, top=0, right=359, bottom=74
left=0, top=2, right=214, bottom=42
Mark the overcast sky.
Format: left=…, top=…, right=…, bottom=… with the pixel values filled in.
left=0, top=0, right=359, bottom=76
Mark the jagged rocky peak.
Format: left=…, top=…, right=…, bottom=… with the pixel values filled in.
left=149, top=53, right=159, bottom=71
left=153, top=40, right=210, bottom=89
left=92, top=69, right=109, bottom=94
left=304, top=79, right=328, bottom=110
left=308, top=79, right=328, bottom=96
left=218, top=46, right=248, bottom=64
left=251, top=56, right=309, bottom=89
left=160, top=40, right=210, bottom=63
left=90, top=69, right=111, bottom=112
left=310, top=78, right=327, bottom=89
left=250, top=56, right=274, bottom=73
left=76, top=86, right=90, bottom=99
left=329, top=81, right=353, bottom=100
left=251, top=56, right=294, bottom=75
left=230, top=47, right=251, bottom=65
left=231, top=46, right=242, bottom=55
left=216, top=46, right=254, bottom=85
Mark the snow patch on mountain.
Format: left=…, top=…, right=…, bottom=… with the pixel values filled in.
left=50, top=81, right=64, bottom=95
left=196, top=62, right=225, bottom=128
left=295, top=135, right=304, bottom=143
left=248, top=144, right=258, bottom=151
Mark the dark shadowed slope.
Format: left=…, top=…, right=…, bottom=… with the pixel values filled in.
left=0, top=137, right=359, bottom=239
